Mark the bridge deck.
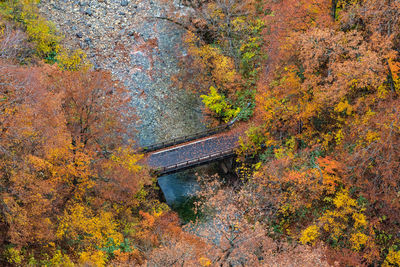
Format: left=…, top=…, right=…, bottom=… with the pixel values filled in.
left=147, top=133, right=239, bottom=175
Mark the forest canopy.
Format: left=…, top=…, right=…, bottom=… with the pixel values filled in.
left=1, top=0, right=400, bottom=266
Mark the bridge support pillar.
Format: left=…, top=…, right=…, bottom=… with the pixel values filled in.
left=220, top=161, right=229, bottom=174
left=226, top=157, right=233, bottom=169
left=220, top=157, right=234, bottom=174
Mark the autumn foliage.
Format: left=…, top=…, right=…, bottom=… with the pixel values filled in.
left=0, top=56, right=163, bottom=264
left=236, top=0, right=400, bottom=265
left=159, top=0, right=264, bottom=124
left=2, top=0, right=400, bottom=266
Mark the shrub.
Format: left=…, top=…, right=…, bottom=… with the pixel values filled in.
left=4, top=246, right=24, bottom=265
left=201, top=86, right=240, bottom=122
left=56, top=48, right=91, bottom=71
left=0, top=0, right=61, bottom=61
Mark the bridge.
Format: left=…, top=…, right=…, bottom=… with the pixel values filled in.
left=142, top=122, right=241, bottom=176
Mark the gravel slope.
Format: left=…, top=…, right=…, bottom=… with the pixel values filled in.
left=39, top=0, right=205, bottom=146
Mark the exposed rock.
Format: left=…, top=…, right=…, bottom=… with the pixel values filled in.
left=84, top=8, right=92, bottom=16
left=38, top=0, right=204, bottom=146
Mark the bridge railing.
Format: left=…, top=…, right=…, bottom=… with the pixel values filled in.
left=139, top=120, right=235, bottom=153
left=152, top=147, right=237, bottom=176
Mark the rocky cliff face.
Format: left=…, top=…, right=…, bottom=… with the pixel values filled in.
left=39, top=0, right=204, bottom=145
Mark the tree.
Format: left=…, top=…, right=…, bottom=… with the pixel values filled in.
left=0, top=20, right=30, bottom=60
left=158, top=0, right=264, bottom=124
left=201, top=86, right=240, bottom=123
left=0, top=60, right=152, bottom=265
left=248, top=0, right=400, bottom=264
left=183, top=175, right=330, bottom=266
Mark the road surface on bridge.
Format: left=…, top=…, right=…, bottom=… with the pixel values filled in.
left=147, top=133, right=240, bottom=170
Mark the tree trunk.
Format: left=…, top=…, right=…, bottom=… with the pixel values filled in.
left=332, top=0, right=338, bottom=19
